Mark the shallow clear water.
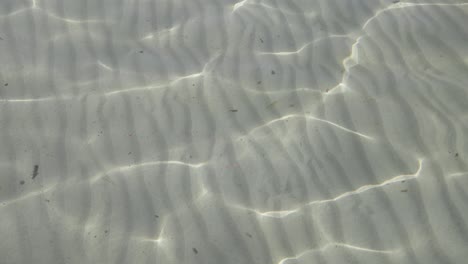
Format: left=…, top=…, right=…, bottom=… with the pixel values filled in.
left=1, top=0, right=468, bottom=263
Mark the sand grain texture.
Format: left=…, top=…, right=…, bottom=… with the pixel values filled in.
left=1, top=0, right=468, bottom=263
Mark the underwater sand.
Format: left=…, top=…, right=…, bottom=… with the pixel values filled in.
left=1, top=0, right=468, bottom=263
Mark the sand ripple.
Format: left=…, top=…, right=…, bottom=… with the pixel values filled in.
left=1, top=0, right=468, bottom=263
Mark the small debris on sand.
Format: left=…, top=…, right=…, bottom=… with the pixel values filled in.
left=32, top=165, right=39, bottom=179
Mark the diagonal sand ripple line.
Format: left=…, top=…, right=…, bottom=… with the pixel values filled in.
left=0, top=184, right=57, bottom=208
left=104, top=54, right=221, bottom=96
left=0, top=8, right=33, bottom=18
left=448, top=172, right=468, bottom=179
left=42, top=10, right=107, bottom=24
left=257, top=35, right=351, bottom=56
left=233, top=159, right=424, bottom=219
left=140, top=24, right=182, bottom=41
left=104, top=72, right=204, bottom=96
left=362, top=2, right=468, bottom=30
left=278, top=243, right=400, bottom=264
left=342, top=36, right=364, bottom=71
left=232, top=0, right=248, bottom=12
left=342, top=1, right=468, bottom=74
left=134, top=218, right=167, bottom=246
left=0, top=96, right=74, bottom=103
left=232, top=0, right=317, bottom=16
left=308, top=158, right=424, bottom=204
left=97, top=61, right=114, bottom=71
left=90, top=160, right=209, bottom=184
left=237, top=114, right=374, bottom=141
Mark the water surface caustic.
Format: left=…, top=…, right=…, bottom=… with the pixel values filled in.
left=1, top=0, right=468, bottom=263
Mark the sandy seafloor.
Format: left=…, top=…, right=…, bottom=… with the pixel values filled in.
left=1, top=0, right=468, bottom=263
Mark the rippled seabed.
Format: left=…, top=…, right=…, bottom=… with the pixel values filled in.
left=1, top=0, right=468, bottom=263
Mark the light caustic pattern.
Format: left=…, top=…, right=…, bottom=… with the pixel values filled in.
left=0, top=0, right=468, bottom=264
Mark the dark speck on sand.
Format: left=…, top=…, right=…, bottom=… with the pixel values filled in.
left=32, top=165, right=39, bottom=179
left=192, top=248, right=198, bottom=254
left=230, top=109, right=238, bottom=112
left=20, top=180, right=25, bottom=185
left=271, top=70, right=276, bottom=75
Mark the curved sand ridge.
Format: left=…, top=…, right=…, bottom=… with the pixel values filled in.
left=1, top=0, right=468, bottom=263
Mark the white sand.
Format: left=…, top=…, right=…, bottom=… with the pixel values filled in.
left=1, top=0, right=468, bottom=263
